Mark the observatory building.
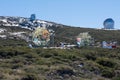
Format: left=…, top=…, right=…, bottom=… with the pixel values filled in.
left=103, top=18, right=114, bottom=29
left=30, top=14, right=36, bottom=22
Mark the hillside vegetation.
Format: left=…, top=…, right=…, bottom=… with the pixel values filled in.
left=0, top=26, right=120, bottom=80
left=0, top=46, right=120, bottom=80
left=53, top=26, right=120, bottom=44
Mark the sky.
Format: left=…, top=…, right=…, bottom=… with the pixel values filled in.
left=0, top=0, right=120, bottom=29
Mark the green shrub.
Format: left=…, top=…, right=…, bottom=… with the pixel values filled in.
left=21, top=74, right=38, bottom=80
left=101, top=68, right=115, bottom=78
left=11, top=63, right=23, bottom=69
left=96, top=57, right=116, bottom=68
left=84, top=52, right=97, bottom=60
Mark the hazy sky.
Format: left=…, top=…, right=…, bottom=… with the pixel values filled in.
left=0, top=0, right=120, bottom=29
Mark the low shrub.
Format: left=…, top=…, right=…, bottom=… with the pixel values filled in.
left=21, top=74, right=38, bottom=80
left=56, top=67, right=74, bottom=77
left=96, top=57, right=116, bottom=68
left=101, top=68, right=115, bottom=78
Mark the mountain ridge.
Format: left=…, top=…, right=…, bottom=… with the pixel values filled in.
left=0, top=16, right=66, bottom=30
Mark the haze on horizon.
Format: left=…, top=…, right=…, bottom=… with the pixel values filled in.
left=0, top=0, right=120, bottom=29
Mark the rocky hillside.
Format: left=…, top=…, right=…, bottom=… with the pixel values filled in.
left=0, top=16, right=63, bottom=30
